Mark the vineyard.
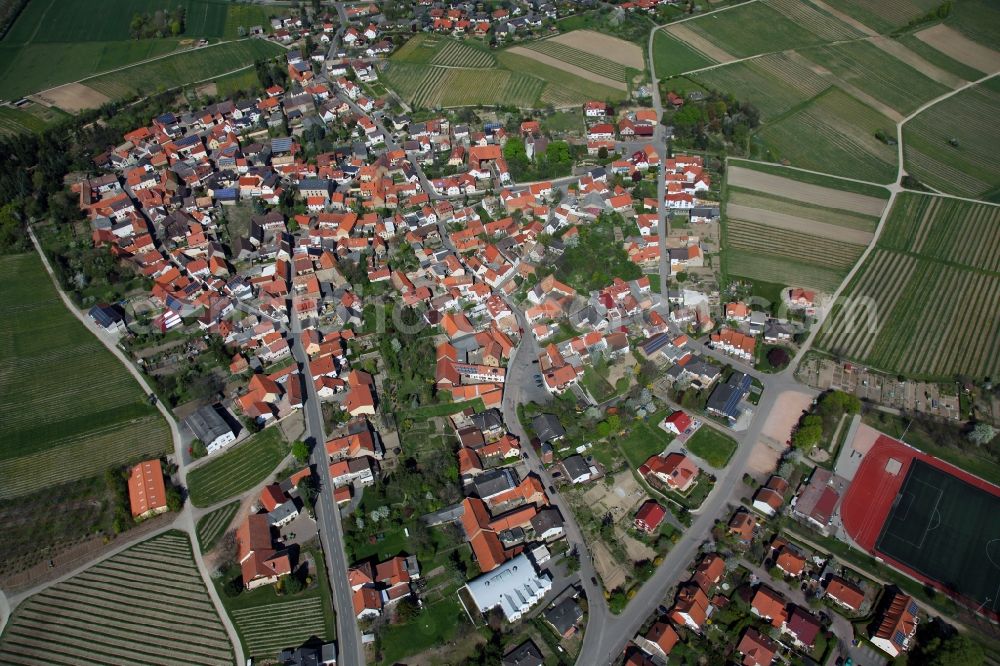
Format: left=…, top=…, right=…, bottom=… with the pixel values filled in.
left=519, top=39, right=630, bottom=82
left=383, top=62, right=545, bottom=109
left=724, top=250, right=848, bottom=294
left=726, top=190, right=878, bottom=233
left=0, top=532, right=234, bottom=665
left=757, top=87, right=898, bottom=183
left=196, top=501, right=240, bottom=553
left=816, top=194, right=1000, bottom=379
left=429, top=39, right=495, bottom=68
left=231, top=596, right=330, bottom=658
left=903, top=77, right=1000, bottom=199
left=0, top=253, right=170, bottom=498
left=678, top=0, right=831, bottom=60
left=825, top=0, right=957, bottom=33
left=694, top=53, right=830, bottom=120
left=651, top=30, right=716, bottom=77
left=187, top=427, right=288, bottom=507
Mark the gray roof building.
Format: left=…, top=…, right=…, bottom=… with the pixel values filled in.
left=184, top=405, right=236, bottom=453
left=531, top=414, right=566, bottom=442
left=544, top=597, right=583, bottom=636
left=471, top=467, right=518, bottom=501
left=502, top=640, right=544, bottom=666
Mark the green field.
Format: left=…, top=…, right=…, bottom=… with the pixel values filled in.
left=816, top=193, right=1000, bottom=380
left=757, top=87, right=898, bottom=183
left=196, top=501, right=240, bottom=553
left=83, top=39, right=283, bottom=101
left=212, top=67, right=260, bottom=97
left=0, top=253, right=170, bottom=500
left=0, top=531, right=234, bottom=664
left=822, top=0, right=942, bottom=33
left=619, top=411, right=675, bottom=470
left=187, top=427, right=288, bottom=507
left=520, top=38, right=633, bottom=82
left=802, top=40, right=949, bottom=115
left=895, top=33, right=986, bottom=81
left=0, top=102, right=68, bottom=135
left=693, top=52, right=830, bottom=119
left=651, top=30, right=716, bottom=77
left=903, top=77, right=1000, bottom=199
left=0, top=0, right=280, bottom=99
left=386, top=33, right=626, bottom=109
left=876, top=459, right=1000, bottom=614
left=686, top=427, right=737, bottom=468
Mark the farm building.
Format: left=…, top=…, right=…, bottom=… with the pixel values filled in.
left=127, top=459, right=169, bottom=519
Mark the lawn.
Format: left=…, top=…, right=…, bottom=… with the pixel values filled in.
left=83, top=38, right=284, bottom=101
left=581, top=368, right=623, bottom=403
left=378, top=595, right=467, bottom=665
left=0, top=253, right=170, bottom=500
left=0, top=103, right=69, bottom=135
left=618, top=411, right=675, bottom=469
left=0, top=531, right=234, bottom=665
left=218, top=547, right=336, bottom=659
left=212, top=67, right=260, bottom=97
left=395, top=397, right=485, bottom=422
left=652, top=30, right=716, bottom=78
left=541, top=108, right=584, bottom=135
left=686, top=427, right=738, bottom=468
left=187, top=427, right=289, bottom=507
left=196, top=501, right=240, bottom=553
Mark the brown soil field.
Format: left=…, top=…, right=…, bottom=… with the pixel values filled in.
left=506, top=46, right=626, bottom=91
left=551, top=30, right=645, bottom=69
left=914, top=24, right=1000, bottom=75
left=761, top=390, right=815, bottom=444
left=726, top=165, right=888, bottom=216
left=30, top=83, right=110, bottom=113
left=868, top=36, right=966, bottom=88
left=726, top=203, right=875, bottom=244
left=663, top=23, right=735, bottom=66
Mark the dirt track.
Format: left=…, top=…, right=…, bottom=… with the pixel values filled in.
left=507, top=46, right=626, bottom=90
left=726, top=203, right=875, bottom=245
left=915, top=24, right=1000, bottom=75
left=551, top=30, right=644, bottom=69
left=726, top=165, right=888, bottom=216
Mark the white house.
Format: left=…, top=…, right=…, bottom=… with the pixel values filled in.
left=464, top=554, right=552, bottom=622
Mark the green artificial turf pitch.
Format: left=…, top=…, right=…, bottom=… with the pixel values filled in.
left=876, top=459, right=1000, bottom=613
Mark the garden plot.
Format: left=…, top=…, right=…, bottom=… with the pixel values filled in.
left=197, top=501, right=240, bottom=553
left=903, top=78, right=1000, bottom=199
left=725, top=165, right=888, bottom=215
left=0, top=532, right=233, bottom=665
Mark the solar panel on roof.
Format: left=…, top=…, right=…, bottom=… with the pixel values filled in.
left=893, top=630, right=905, bottom=645
left=907, top=600, right=918, bottom=615
left=642, top=333, right=670, bottom=354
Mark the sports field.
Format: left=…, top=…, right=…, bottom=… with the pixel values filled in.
left=0, top=253, right=171, bottom=500
left=876, top=459, right=1000, bottom=614
left=0, top=531, right=234, bottom=664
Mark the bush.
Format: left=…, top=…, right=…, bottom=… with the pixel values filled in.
left=767, top=347, right=790, bottom=368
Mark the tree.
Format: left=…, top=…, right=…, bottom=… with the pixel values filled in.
left=767, top=347, right=790, bottom=368
left=792, top=424, right=823, bottom=449
left=190, top=438, right=207, bottom=459
left=598, top=146, right=609, bottom=160
left=0, top=202, right=25, bottom=254
left=291, top=440, right=310, bottom=463
left=968, top=422, right=997, bottom=446
left=165, top=485, right=183, bottom=512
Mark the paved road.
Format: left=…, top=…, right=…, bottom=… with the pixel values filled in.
left=288, top=309, right=364, bottom=665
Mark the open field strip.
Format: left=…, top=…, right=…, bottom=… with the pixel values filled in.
left=725, top=165, right=888, bottom=215
left=187, top=426, right=287, bottom=507
left=823, top=0, right=942, bottom=33
left=549, top=30, right=644, bottom=68
left=232, top=597, right=328, bottom=656
left=663, top=23, right=733, bottom=64
left=804, top=0, right=877, bottom=36
left=802, top=40, right=950, bottom=114
left=0, top=532, right=233, bottom=665
left=651, top=30, right=717, bottom=77
left=681, top=0, right=831, bottom=58
left=758, top=88, right=897, bottom=183
left=496, top=50, right=624, bottom=101
left=197, top=501, right=240, bottom=552
left=505, top=45, right=625, bottom=90
left=725, top=250, right=847, bottom=293
left=726, top=189, right=878, bottom=232
left=865, top=36, right=966, bottom=89
left=903, top=78, right=1000, bottom=199
left=767, top=0, right=865, bottom=41
left=0, top=415, right=170, bottom=499
left=429, top=39, right=495, bottom=68
left=521, top=39, right=630, bottom=81
left=914, top=24, right=1000, bottom=76
left=725, top=203, right=874, bottom=244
